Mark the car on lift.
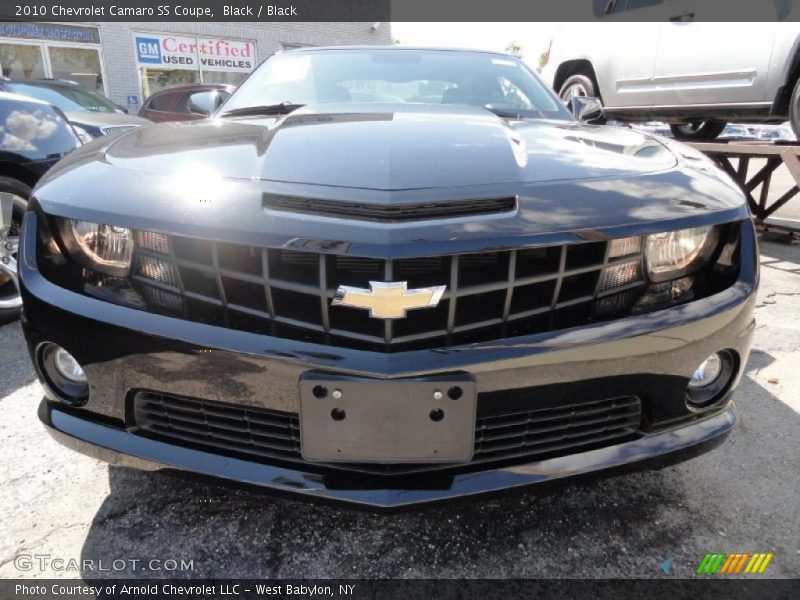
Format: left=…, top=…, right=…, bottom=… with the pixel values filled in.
left=542, top=22, right=800, bottom=140
left=20, top=47, right=756, bottom=509
left=0, top=91, right=79, bottom=323
left=0, top=78, right=150, bottom=143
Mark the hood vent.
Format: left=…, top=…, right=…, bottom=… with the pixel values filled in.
left=100, top=124, right=140, bottom=136
left=263, top=194, right=517, bottom=222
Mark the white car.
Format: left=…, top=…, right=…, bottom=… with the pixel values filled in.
left=542, top=15, right=800, bottom=140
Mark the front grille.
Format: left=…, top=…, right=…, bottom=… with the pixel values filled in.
left=132, top=233, right=647, bottom=351
left=131, top=391, right=642, bottom=476
left=263, top=194, right=518, bottom=222
left=100, top=125, right=140, bottom=136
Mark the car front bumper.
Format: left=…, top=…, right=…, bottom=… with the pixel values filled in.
left=39, top=399, right=737, bottom=510
left=20, top=215, right=757, bottom=508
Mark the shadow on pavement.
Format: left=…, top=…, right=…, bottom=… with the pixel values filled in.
left=0, top=322, right=37, bottom=399
left=759, top=239, right=800, bottom=276
left=80, top=463, right=693, bottom=579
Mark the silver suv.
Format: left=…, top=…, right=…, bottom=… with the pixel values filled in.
left=541, top=22, right=800, bottom=140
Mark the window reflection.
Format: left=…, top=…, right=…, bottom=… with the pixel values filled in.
left=0, top=43, right=46, bottom=80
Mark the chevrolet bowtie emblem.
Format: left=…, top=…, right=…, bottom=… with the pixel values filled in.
left=332, top=281, right=446, bottom=319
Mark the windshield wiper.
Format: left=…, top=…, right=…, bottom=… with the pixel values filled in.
left=220, top=102, right=305, bottom=117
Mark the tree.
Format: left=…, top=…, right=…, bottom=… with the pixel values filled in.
left=505, top=42, right=522, bottom=56
left=538, top=51, right=549, bottom=72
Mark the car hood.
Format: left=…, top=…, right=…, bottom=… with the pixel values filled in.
left=35, top=103, right=747, bottom=256
left=65, top=111, right=151, bottom=128
left=99, top=103, right=676, bottom=190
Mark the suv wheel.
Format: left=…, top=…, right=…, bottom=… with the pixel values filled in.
left=0, top=177, right=30, bottom=325
left=559, top=74, right=606, bottom=124
left=670, top=121, right=727, bottom=141
left=789, top=77, right=800, bottom=140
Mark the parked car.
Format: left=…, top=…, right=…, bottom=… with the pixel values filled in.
left=541, top=22, right=800, bottom=140
left=21, top=47, right=756, bottom=509
left=756, top=123, right=796, bottom=141
left=139, top=83, right=235, bottom=123
left=0, top=79, right=150, bottom=143
left=0, top=92, right=78, bottom=323
left=718, top=124, right=757, bottom=140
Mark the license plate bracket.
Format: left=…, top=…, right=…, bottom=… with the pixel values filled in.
left=299, top=373, right=476, bottom=463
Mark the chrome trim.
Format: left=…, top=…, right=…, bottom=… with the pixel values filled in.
left=604, top=101, right=772, bottom=111
left=0, top=191, right=22, bottom=309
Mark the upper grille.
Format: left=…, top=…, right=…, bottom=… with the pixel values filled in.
left=263, top=194, right=518, bottom=222
left=132, top=391, right=642, bottom=476
left=131, top=233, right=646, bottom=351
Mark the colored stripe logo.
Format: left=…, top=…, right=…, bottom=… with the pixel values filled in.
left=696, top=552, right=773, bottom=574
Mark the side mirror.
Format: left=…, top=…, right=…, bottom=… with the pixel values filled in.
left=188, top=91, right=225, bottom=117
left=569, top=96, right=604, bottom=123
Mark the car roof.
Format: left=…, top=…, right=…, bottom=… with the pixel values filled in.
left=0, top=90, right=58, bottom=108
left=147, top=83, right=234, bottom=96
left=282, top=45, right=518, bottom=58
left=1, top=78, right=82, bottom=89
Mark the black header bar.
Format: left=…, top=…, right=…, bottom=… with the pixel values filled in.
left=2, top=579, right=799, bottom=600
left=0, top=0, right=798, bottom=22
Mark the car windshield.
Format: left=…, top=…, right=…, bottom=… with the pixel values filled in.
left=5, top=83, right=118, bottom=113
left=223, top=48, right=570, bottom=120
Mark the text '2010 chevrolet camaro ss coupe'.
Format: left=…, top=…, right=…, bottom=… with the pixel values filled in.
left=20, top=47, right=757, bottom=509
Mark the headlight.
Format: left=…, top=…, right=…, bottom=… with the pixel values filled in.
left=71, top=125, right=94, bottom=144
left=56, top=218, right=134, bottom=276
left=645, top=225, right=719, bottom=282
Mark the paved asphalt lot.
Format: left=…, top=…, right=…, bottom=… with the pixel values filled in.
left=0, top=239, right=798, bottom=581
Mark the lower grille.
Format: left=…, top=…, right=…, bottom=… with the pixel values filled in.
left=131, top=391, right=642, bottom=476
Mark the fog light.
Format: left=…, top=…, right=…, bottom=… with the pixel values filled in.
left=689, top=353, right=722, bottom=389
left=53, top=347, right=87, bottom=383
left=37, top=343, right=89, bottom=405
left=686, top=350, right=737, bottom=411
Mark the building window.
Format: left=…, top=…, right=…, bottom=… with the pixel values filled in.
left=0, top=24, right=104, bottom=94
left=47, top=46, right=104, bottom=93
left=200, top=70, right=248, bottom=86
left=140, top=68, right=200, bottom=98
left=0, top=42, right=46, bottom=79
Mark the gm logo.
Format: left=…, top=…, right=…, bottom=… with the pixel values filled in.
left=136, top=37, right=162, bottom=64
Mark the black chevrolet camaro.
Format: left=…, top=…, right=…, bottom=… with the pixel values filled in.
left=19, top=47, right=757, bottom=509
